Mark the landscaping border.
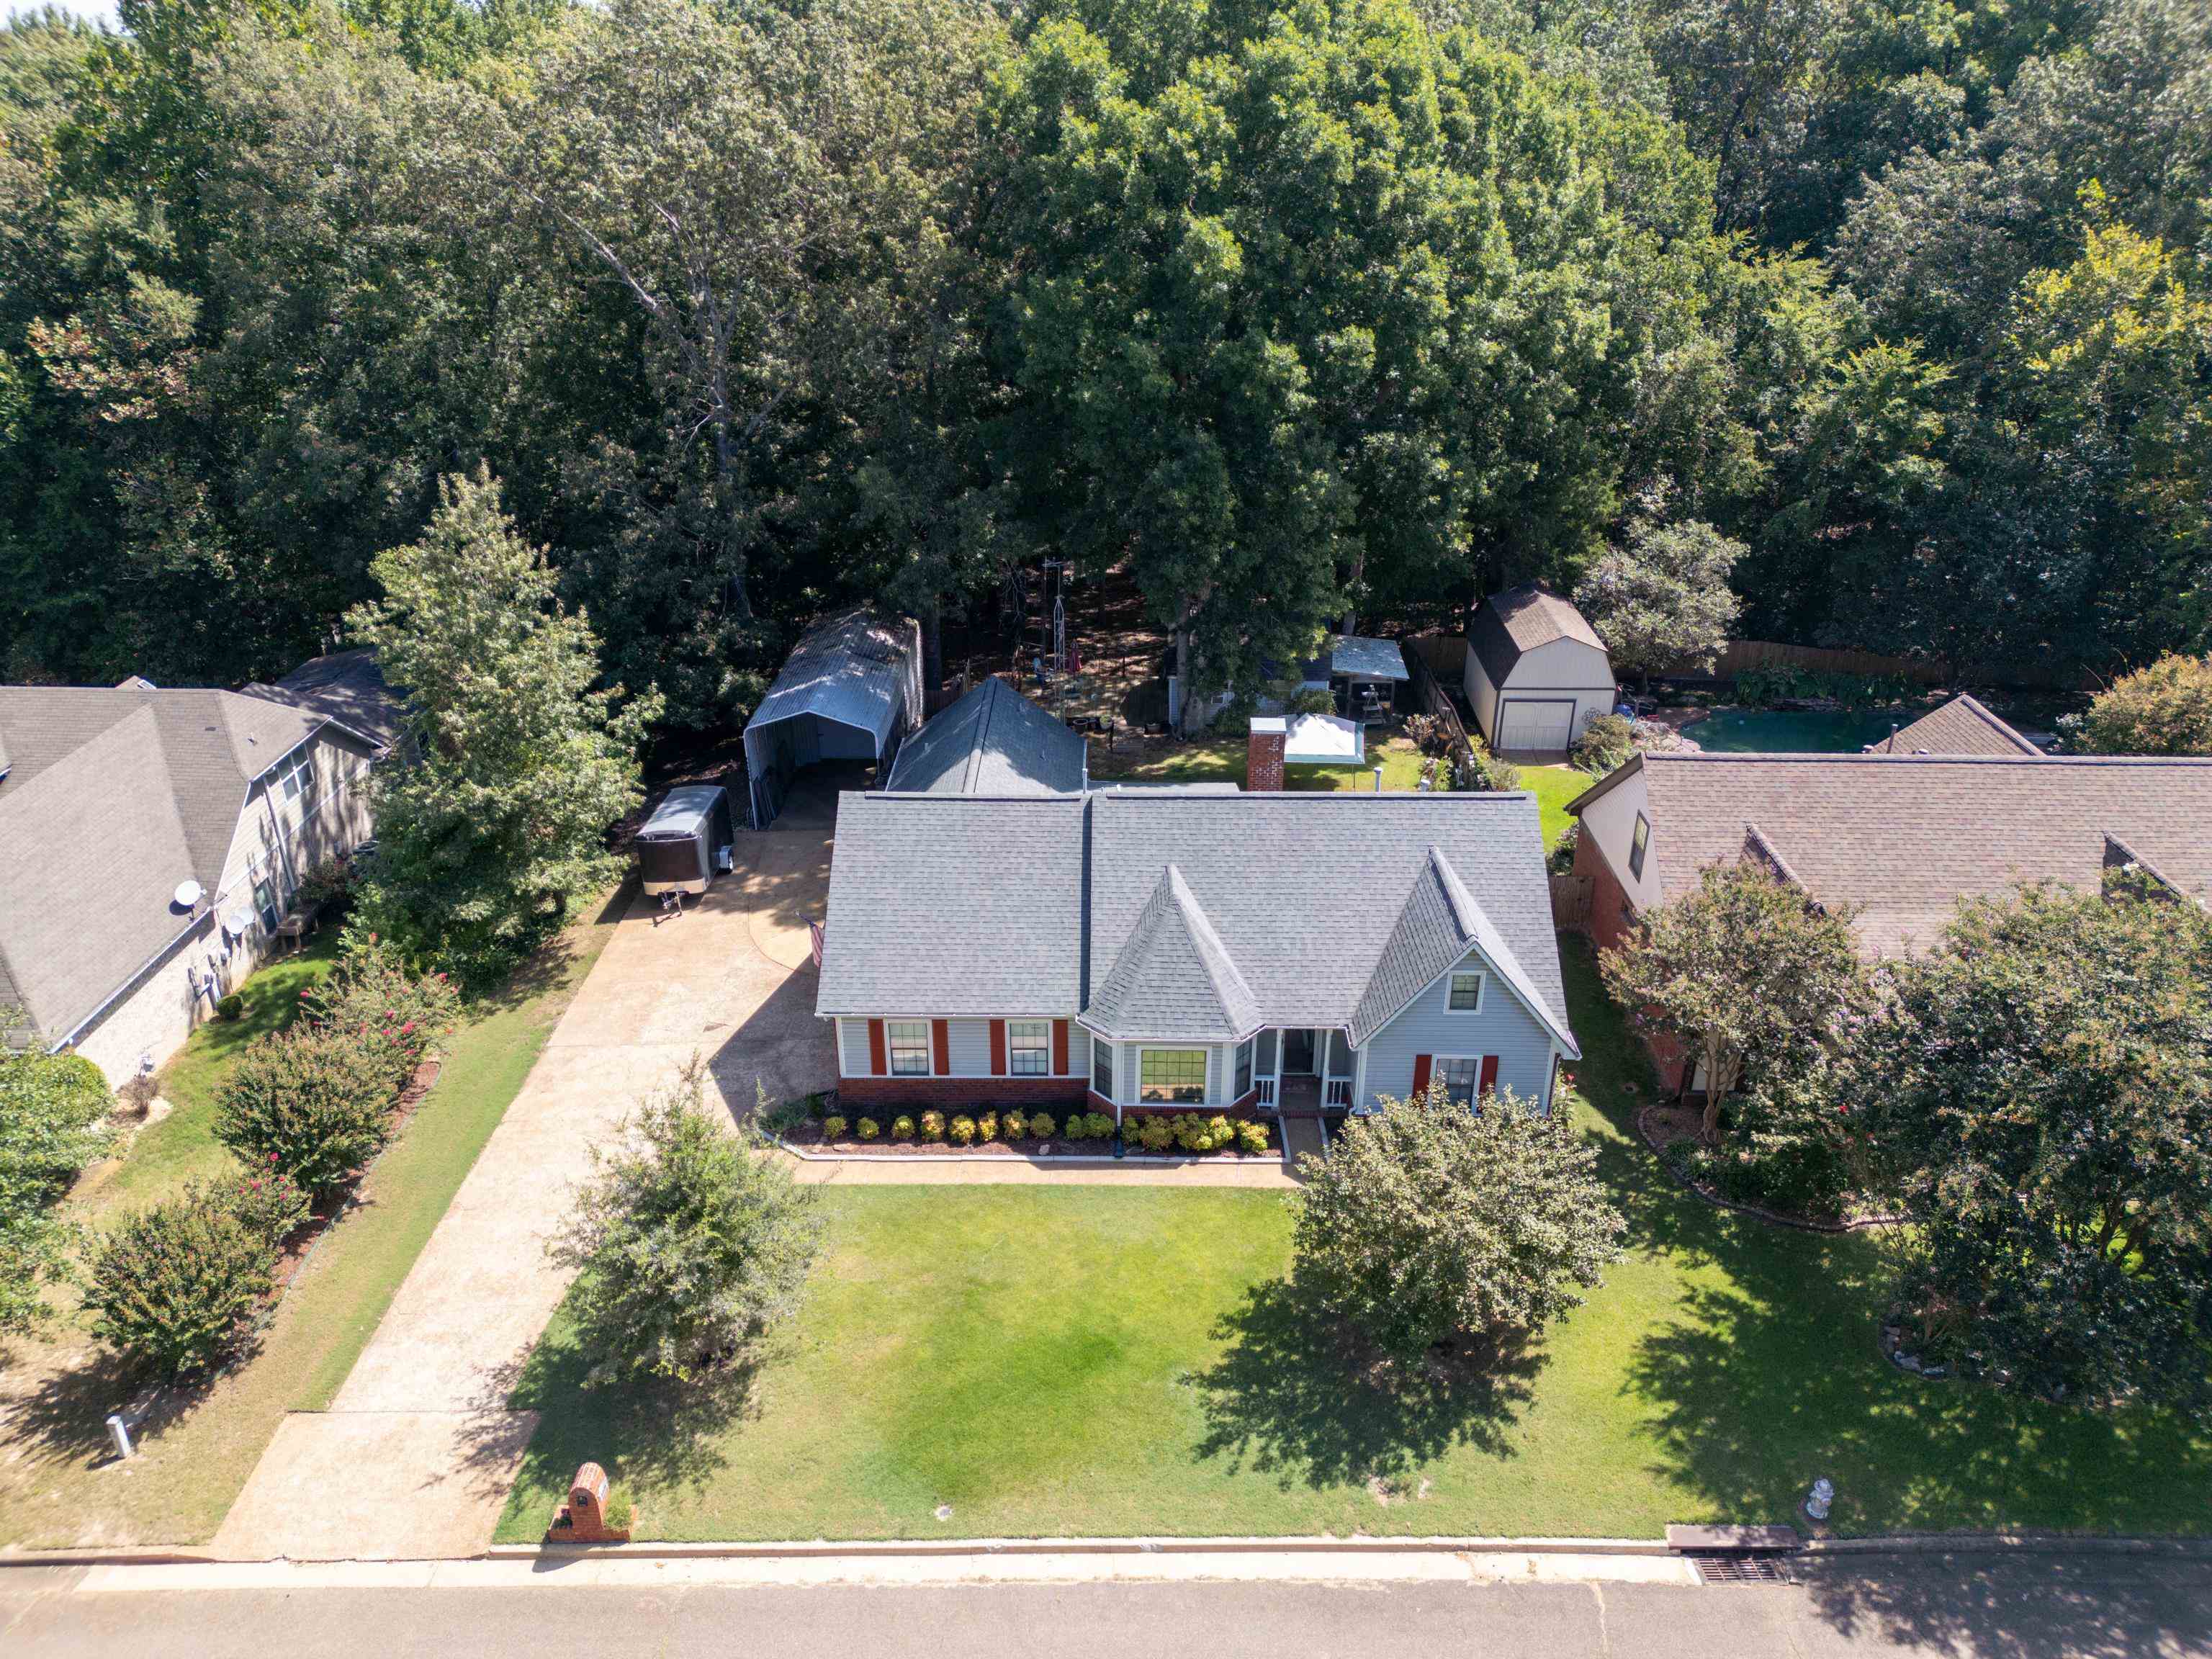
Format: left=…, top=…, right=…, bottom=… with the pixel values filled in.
left=764, top=1130, right=1285, bottom=1172
left=1633, top=1104, right=1905, bottom=1234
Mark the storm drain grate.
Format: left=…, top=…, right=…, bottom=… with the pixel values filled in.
left=1688, top=1552, right=1795, bottom=1586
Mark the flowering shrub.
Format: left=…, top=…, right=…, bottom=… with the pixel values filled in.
left=215, top=1027, right=398, bottom=1198
left=212, top=1164, right=312, bottom=1246
left=920, top=1111, right=945, bottom=1143
left=1000, top=1110, right=1026, bottom=1141
left=821, top=1115, right=848, bottom=1141
left=84, top=1184, right=280, bottom=1380
left=300, top=934, right=460, bottom=1092
left=1025, top=1112, right=1057, bottom=1141
left=891, top=1115, right=916, bottom=1141
left=1134, top=1115, right=1176, bottom=1152
left=948, top=1115, right=976, bottom=1146
left=1236, top=1120, right=1272, bottom=1155
left=976, top=1112, right=999, bottom=1143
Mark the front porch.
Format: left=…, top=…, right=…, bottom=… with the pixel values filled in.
left=1254, top=1025, right=1355, bottom=1115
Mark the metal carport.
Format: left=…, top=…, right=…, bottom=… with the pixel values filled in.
left=741, top=608, right=922, bottom=828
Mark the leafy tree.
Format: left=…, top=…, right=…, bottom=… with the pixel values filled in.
left=1856, top=881, right=2212, bottom=1417
left=347, top=469, right=660, bottom=989
left=1601, top=860, right=1863, bottom=1140
left=0, top=1048, right=114, bottom=1335
left=2075, top=655, right=2212, bottom=755
left=1291, top=1083, right=1623, bottom=1361
left=215, top=1025, right=397, bottom=1198
left=554, top=1061, right=822, bottom=1388
left=82, top=1181, right=282, bottom=1380
left=1573, top=511, right=1744, bottom=684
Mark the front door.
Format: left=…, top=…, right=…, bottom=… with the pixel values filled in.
left=1283, top=1028, right=1316, bottom=1075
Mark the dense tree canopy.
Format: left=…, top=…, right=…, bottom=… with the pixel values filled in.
left=1, top=0, right=2205, bottom=721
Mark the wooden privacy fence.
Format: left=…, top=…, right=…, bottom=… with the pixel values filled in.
left=1399, top=636, right=1480, bottom=780
left=1549, top=873, right=1592, bottom=930
left=1402, top=631, right=1469, bottom=682
left=1713, top=639, right=1946, bottom=684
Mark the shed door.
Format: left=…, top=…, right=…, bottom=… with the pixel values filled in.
left=1496, top=697, right=1575, bottom=752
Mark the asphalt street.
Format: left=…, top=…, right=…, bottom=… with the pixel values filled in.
left=6, top=1552, right=2211, bottom=1658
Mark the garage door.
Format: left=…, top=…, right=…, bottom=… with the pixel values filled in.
left=1496, top=698, right=1575, bottom=752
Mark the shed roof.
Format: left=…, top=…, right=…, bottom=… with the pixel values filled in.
left=1570, top=752, right=2212, bottom=958
left=1865, top=693, right=2041, bottom=756
left=1469, top=583, right=1608, bottom=686
left=745, top=608, right=915, bottom=751
left=884, top=677, right=1087, bottom=796
left=817, top=791, right=1573, bottom=1053
left=0, top=683, right=341, bottom=1043
left=1327, top=635, right=1411, bottom=682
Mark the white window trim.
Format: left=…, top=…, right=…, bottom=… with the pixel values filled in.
left=884, top=1017, right=932, bottom=1078
left=1446, top=968, right=1486, bottom=1015
left=1137, top=1045, right=1212, bottom=1105
left=1431, top=1053, right=1489, bottom=1108
left=1007, top=1019, right=1052, bottom=1077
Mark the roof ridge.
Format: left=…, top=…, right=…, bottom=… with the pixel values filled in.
left=1162, top=866, right=1261, bottom=1033
left=1426, top=845, right=1481, bottom=939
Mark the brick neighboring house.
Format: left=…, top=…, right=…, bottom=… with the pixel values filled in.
left=0, top=657, right=397, bottom=1085
left=1566, top=714, right=2212, bottom=1093
left=814, top=724, right=1578, bottom=1123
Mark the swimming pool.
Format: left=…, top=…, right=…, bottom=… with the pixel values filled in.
left=1676, top=707, right=1920, bottom=752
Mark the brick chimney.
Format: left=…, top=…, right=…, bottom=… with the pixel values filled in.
left=1246, top=717, right=1286, bottom=792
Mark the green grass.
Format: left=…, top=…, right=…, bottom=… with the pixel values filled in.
left=498, top=935, right=2211, bottom=1545
left=0, top=895, right=624, bottom=1549
left=72, top=934, right=343, bottom=1220
left=1518, top=765, right=1587, bottom=851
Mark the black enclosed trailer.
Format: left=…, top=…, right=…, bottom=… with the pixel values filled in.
left=636, top=784, right=735, bottom=896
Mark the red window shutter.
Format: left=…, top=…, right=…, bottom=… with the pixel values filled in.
left=989, top=1020, right=1007, bottom=1076
left=1411, top=1054, right=1432, bottom=1099
left=1053, top=1020, right=1070, bottom=1075
left=932, top=1019, right=951, bottom=1076
left=867, top=1019, right=887, bottom=1076
left=1478, top=1054, right=1500, bottom=1101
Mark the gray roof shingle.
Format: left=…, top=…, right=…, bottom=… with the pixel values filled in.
left=1865, top=693, right=2041, bottom=756
left=817, top=790, right=1574, bottom=1051
left=1468, top=583, right=1609, bottom=686
left=246, top=649, right=404, bottom=752
left=1585, top=752, right=2212, bottom=958
left=1328, top=635, right=1411, bottom=682
left=1087, top=866, right=1263, bottom=1040
left=884, top=677, right=1087, bottom=796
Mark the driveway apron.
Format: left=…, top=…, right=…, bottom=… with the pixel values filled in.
left=213, top=811, right=837, bottom=1561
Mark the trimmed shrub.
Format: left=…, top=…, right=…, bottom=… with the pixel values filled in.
left=216, top=992, right=246, bottom=1021
left=820, top=1115, right=848, bottom=1141
left=948, top=1115, right=976, bottom=1146
left=1136, top=1115, right=1176, bottom=1152
left=976, top=1111, right=999, bottom=1143
left=1000, top=1110, right=1026, bottom=1141
left=856, top=1118, right=881, bottom=1141
left=1236, top=1120, right=1272, bottom=1155
left=1570, top=713, right=1635, bottom=774
left=300, top=934, right=461, bottom=1092
left=215, top=1026, right=398, bottom=1199
left=891, top=1115, right=916, bottom=1141
left=920, top=1110, right=945, bottom=1143
left=1026, top=1112, right=1057, bottom=1141
left=213, top=1164, right=312, bottom=1246
left=1079, top=1112, right=1112, bottom=1140
left=84, top=1185, right=279, bottom=1380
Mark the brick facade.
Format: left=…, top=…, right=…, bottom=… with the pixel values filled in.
left=837, top=1075, right=1089, bottom=1108
left=1246, top=723, right=1285, bottom=792
left=1573, top=828, right=1637, bottom=955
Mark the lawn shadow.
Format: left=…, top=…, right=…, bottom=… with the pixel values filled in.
left=464, top=878, right=636, bottom=1017
left=1797, top=1553, right=2212, bottom=1659
left=2, top=1338, right=221, bottom=1473
left=1192, top=1277, right=1540, bottom=1491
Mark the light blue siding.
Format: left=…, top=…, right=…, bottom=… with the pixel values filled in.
left=947, top=1017, right=992, bottom=1075
left=1359, top=948, right=1558, bottom=1111
left=1067, top=1023, right=1091, bottom=1080
left=837, top=1017, right=871, bottom=1076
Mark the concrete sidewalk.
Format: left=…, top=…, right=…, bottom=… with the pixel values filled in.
left=212, top=820, right=838, bottom=1562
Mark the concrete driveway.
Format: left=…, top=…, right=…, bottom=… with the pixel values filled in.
left=213, top=784, right=841, bottom=1561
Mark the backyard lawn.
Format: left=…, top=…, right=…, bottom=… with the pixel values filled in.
left=497, top=936, right=2212, bottom=1545
left=0, top=893, right=624, bottom=1550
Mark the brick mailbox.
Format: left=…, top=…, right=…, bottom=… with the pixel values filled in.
left=546, top=1461, right=630, bottom=1545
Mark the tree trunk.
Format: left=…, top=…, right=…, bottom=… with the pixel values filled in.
left=921, top=603, right=943, bottom=695
left=1172, top=625, right=1192, bottom=738
left=711, top=419, right=752, bottom=622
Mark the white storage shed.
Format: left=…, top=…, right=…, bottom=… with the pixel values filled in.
left=1464, top=584, right=1617, bottom=756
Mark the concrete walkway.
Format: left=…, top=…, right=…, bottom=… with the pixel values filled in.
left=212, top=811, right=839, bottom=1562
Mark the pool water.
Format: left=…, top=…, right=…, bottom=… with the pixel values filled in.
left=1677, top=707, right=1920, bottom=752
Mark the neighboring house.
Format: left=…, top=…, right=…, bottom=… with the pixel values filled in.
left=1568, top=750, right=2212, bottom=966
left=1863, top=693, right=2041, bottom=756
left=244, top=648, right=407, bottom=755
left=0, top=673, right=393, bottom=1084
left=884, top=675, right=1088, bottom=796
left=742, top=608, right=923, bottom=829
left=815, top=721, right=1578, bottom=1121
left=1464, top=583, right=1617, bottom=756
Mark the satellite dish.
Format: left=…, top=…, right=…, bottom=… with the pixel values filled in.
left=173, top=880, right=204, bottom=910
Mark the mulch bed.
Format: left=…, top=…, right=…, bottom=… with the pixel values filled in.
left=775, top=1122, right=1273, bottom=1161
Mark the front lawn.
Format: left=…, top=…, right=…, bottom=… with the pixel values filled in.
left=0, top=893, right=624, bottom=1550
left=497, top=937, right=2211, bottom=1544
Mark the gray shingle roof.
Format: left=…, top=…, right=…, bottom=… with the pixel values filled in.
left=0, top=684, right=328, bottom=1041
left=1328, top=635, right=1411, bottom=682
left=1087, top=866, right=1264, bottom=1040
left=1587, top=752, right=2212, bottom=958
left=1468, top=583, right=1608, bottom=686
left=1866, top=693, right=2041, bottom=756
left=245, top=649, right=404, bottom=752
left=816, top=790, right=1573, bottom=1051
left=745, top=608, right=917, bottom=752
left=814, top=793, right=1087, bottom=1017
left=884, top=677, right=1087, bottom=796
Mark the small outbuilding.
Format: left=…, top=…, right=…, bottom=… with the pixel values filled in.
left=742, top=608, right=923, bottom=827
left=636, top=784, right=735, bottom=896
left=1464, top=584, right=1616, bottom=756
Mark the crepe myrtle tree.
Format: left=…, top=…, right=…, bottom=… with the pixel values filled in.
left=1290, top=1083, right=1624, bottom=1362
left=2073, top=653, right=2212, bottom=755
left=1854, top=877, right=2212, bottom=1416
left=1573, top=511, right=1745, bottom=688
left=1601, top=859, right=1864, bottom=1141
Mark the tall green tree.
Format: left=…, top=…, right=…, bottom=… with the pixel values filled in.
left=1573, top=509, right=1745, bottom=684
left=347, top=468, right=660, bottom=989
